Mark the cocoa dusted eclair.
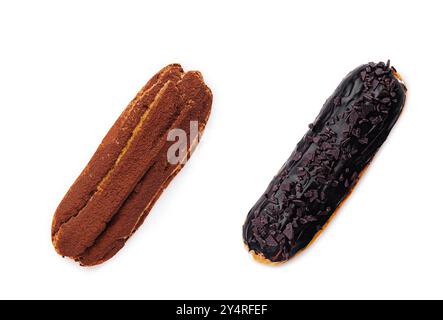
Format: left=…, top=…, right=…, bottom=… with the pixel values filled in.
left=243, top=61, right=406, bottom=263
left=52, top=64, right=212, bottom=266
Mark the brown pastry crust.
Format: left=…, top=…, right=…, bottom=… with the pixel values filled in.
left=51, top=65, right=212, bottom=265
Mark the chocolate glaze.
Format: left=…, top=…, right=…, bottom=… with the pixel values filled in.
left=243, top=62, right=407, bottom=263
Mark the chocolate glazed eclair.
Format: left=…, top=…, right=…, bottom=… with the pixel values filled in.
left=52, top=64, right=212, bottom=266
left=243, top=61, right=407, bottom=263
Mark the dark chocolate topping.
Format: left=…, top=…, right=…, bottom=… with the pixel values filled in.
left=243, top=62, right=406, bottom=262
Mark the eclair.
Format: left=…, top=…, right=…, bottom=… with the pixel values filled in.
left=52, top=64, right=212, bottom=266
left=243, top=61, right=406, bottom=263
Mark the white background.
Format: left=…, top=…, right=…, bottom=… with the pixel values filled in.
left=0, top=0, right=442, bottom=300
